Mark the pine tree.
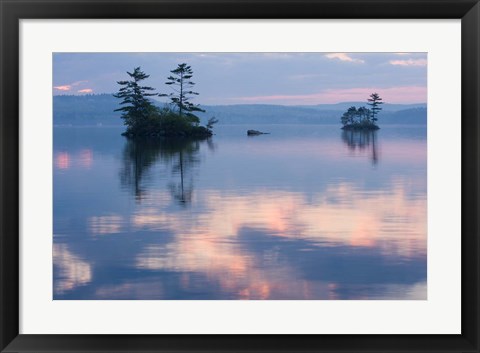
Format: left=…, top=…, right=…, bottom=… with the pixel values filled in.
left=341, top=106, right=358, bottom=126
left=159, top=63, right=205, bottom=121
left=113, top=67, right=157, bottom=134
left=367, top=93, right=383, bottom=123
left=357, top=106, right=372, bottom=123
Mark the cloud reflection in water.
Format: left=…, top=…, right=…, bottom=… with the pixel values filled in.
left=53, top=125, right=427, bottom=300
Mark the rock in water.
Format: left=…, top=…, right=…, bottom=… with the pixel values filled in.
left=247, top=129, right=269, bottom=136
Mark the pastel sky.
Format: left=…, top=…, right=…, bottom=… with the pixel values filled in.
left=53, top=52, right=427, bottom=105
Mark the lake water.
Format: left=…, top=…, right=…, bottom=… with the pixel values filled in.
left=53, top=124, right=427, bottom=300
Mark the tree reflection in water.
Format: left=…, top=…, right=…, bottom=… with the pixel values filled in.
left=120, top=137, right=207, bottom=204
left=341, top=130, right=379, bottom=165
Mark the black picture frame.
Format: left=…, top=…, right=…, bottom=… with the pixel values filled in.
left=1, top=0, right=479, bottom=352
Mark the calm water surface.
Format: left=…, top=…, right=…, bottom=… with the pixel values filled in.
left=53, top=124, right=427, bottom=300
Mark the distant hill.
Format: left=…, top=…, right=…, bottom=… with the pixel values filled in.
left=53, top=94, right=427, bottom=126
left=53, top=94, right=120, bottom=126
left=303, top=102, right=426, bottom=112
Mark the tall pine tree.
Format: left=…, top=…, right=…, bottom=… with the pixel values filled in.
left=160, top=63, right=205, bottom=120
left=367, top=92, right=383, bottom=123
left=114, top=67, right=157, bottom=134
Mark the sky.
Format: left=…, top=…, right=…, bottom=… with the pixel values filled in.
left=53, top=52, right=427, bottom=105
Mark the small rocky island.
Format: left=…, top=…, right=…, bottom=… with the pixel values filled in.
left=341, top=93, right=383, bottom=131
left=247, top=129, right=270, bottom=136
left=114, top=65, right=217, bottom=139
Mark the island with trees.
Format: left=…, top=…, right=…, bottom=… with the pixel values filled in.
left=114, top=64, right=217, bottom=139
left=340, top=93, right=383, bottom=130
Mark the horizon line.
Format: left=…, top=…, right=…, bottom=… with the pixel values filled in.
left=53, top=93, right=427, bottom=106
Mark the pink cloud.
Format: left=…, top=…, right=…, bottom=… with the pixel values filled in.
left=389, top=59, right=427, bottom=66
left=53, top=80, right=89, bottom=93
left=325, top=53, right=364, bottom=64
left=54, top=85, right=71, bottom=91
left=78, top=88, right=93, bottom=93
left=230, top=86, right=427, bottom=104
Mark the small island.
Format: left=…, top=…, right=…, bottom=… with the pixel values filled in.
left=114, top=64, right=217, bottom=139
left=247, top=129, right=270, bottom=136
left=340, top=93, right=383, bottom=131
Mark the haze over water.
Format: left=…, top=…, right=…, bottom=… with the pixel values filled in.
left=53, top=124, right=427, bottom=300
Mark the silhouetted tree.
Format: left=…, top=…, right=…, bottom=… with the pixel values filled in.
left=340, top=93, right=382, bottom=130
left=160, top=63, right=205, bottom=122
left=341, top=106, right=358, bottom=126
left=357, top=106, right=372, bottom=122
left=341, top=106, right=371, bottom=126
left=113, top=65, right=214, bottom=138
left=113, top=67, right=158, bottom=135
left=367, top=93, right=383, bottom=123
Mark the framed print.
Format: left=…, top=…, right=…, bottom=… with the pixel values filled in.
left=1, top=0, right=479, bottom=352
